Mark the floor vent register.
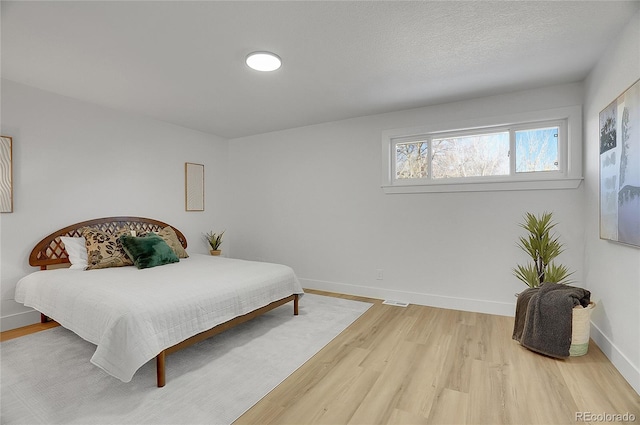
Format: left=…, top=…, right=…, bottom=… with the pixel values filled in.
left=382, top=300, right=410, bottom=307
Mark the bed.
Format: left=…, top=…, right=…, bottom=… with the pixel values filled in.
left=15, top=216, right=303, bottom=387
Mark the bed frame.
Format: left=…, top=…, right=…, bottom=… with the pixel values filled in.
left=28, top=216, right=299, bottom=387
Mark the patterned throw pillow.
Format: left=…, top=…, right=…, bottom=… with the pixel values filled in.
left=157, top=226, right=189, bottom=258
left=81, top=227, right=134, bottom=270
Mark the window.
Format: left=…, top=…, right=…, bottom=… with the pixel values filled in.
left=382, top=106, right=583, bottom=193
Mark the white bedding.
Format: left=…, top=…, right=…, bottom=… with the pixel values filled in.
left=15, top=254, right=304, bottom=382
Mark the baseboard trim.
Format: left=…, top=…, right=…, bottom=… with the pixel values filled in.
left=1, top=310, right=41, bottom=332
left=300, top=278, right=516, bottom=317
left=590, top=320, right=640, bottom=395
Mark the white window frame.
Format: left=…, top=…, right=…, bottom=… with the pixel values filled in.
left=381, top=105, right=583, bottom=193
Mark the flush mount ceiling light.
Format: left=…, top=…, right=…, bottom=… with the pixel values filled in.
left=246, top=51, right=282, bottom=72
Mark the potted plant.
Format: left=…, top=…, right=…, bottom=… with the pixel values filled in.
left=513, top=211, right=574, bottom=288
left=512, top=211, right=596, bottom=356
left=204, top=231, right=224, bottom=256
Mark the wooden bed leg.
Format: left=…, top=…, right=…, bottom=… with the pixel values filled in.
left=153, top=294, right=297, bottom=388
left=40, top=313, right=49, bottom=323
left=156, top=351, right=166, bottom=388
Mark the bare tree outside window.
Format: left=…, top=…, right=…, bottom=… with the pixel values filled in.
left=515, top=127, right=559, bottom=173
left=385, top=109, right=580, bottom=193
left=431, top=132, right=509, bottom=178
left=396, top=141, right=428, bottom=179
left=391, top=120, right=567, bottom=187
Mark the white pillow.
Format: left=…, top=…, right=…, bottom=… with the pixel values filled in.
left=60, top=236, right=88, bottom=270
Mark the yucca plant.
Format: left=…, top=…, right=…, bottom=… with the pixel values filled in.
left=513, top=212, right=574, bottom=288
left=204, top=230, right=224, bottom=250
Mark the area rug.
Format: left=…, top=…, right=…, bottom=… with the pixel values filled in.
left=1, top=293, right=372, bottom=424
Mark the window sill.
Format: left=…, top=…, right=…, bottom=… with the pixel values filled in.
left=382, top=177, right=583, bottom=194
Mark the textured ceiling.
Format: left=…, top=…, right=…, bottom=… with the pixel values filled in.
left=1, top=1, right=638, bottom=139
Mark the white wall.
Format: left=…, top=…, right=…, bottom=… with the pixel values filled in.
left=228, top=82, right=586, bottom=317
left=0, top=80, right=229, bottom=330
left=583, top=11, right=640, bottom=394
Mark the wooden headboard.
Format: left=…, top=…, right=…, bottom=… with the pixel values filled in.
left=29, top=216, right=188, bottom=270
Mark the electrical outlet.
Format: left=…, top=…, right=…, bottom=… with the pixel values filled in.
left=376, top=269, right=384, bottom=280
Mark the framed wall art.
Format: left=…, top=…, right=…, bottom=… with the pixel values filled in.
left=599, top=79, right=640, bottom=248
left=0, top=135, right=13, bottom=213
left=185, top=162, right=204, bottom=211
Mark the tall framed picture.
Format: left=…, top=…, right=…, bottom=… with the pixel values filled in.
left=599, top=79, right=640, bottom=248
left=0, top=135, right=13, bottom=213
left=185, top=162, right=204, bottom=211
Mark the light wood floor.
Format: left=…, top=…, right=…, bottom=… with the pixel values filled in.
left=3, top=290, right=639, bottom=424
left=237, top=289, right=639, bottom=425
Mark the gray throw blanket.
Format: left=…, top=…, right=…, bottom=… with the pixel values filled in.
left=512, top=282, right=591, bottom=359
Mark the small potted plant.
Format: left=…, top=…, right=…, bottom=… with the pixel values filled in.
left=204, top=230, right=224, bottom=256
left=513, top=211, right=574, bottom=288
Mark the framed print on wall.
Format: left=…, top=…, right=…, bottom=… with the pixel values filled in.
left=599, top=79, right=640, bottom=248
left=185, top=162, right=204, bottom=211
left=0, top=135, right=13, bottom=213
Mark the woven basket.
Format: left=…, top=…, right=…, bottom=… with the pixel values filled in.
left=570, top=302, right=596, bottom=356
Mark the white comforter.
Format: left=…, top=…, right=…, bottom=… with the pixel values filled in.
left=15, top=254, right=304, bottom=382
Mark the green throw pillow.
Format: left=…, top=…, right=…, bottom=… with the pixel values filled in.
left=119, top=233, right=180, bottom=269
